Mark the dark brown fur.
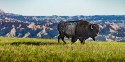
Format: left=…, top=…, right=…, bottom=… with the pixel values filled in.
left=57, top=20, right=99, bottom=44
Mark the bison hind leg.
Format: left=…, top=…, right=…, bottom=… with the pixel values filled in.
left=61, top=37, right=66, bottom=44
left=58, top=35, right=61, bottom=43
left=58, top=35, right=66, bottom=44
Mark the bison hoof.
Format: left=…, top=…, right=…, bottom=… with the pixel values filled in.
left=80, top=42, right=85, bottom=44
left=63, top=43, right=66, bottom=45
left=81, top=43, right=85, bottom=45
left=64, top=42, right=66, bottom=44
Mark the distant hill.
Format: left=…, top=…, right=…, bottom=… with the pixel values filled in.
left=0, top=9, right=125, bottom=42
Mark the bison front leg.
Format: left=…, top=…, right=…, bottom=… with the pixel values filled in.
left=91, top=37, right=96, bottom=41
left=79, top=38, right=85, bottom=44
left=71, top=36, right=77, bottom=44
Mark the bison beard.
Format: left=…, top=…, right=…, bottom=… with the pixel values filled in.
left=57, top=20, right=99, bottom=44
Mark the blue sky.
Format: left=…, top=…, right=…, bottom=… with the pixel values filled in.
left=0, top=0, right=125, bottom=16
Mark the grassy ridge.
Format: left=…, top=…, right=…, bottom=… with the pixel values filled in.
left=0, top=38, right=125, bottom=62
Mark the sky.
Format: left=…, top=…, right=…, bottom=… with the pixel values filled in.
left=0, top=0, right=125, bottom=16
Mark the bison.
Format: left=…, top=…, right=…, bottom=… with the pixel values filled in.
left=57, top=20, right=99, bottom=44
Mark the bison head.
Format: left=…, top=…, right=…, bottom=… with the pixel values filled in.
left=89, top=24, right=99, bottom=41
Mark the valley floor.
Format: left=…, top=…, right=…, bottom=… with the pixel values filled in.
left=0, top=38, right=125, bottom=62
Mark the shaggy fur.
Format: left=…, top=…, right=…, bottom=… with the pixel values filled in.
left=57, top=20, right=99, bottom=44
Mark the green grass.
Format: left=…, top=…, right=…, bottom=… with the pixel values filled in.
left=0, top=37, right=125, bottom=62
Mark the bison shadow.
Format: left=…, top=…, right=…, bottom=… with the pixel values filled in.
left=10, top=42, right=62, bottom=46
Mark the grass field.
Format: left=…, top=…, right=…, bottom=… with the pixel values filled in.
left=0, top=37, right=125, bottom=62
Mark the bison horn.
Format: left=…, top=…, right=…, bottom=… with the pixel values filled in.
left=91, top=25, right=93, bottom=29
